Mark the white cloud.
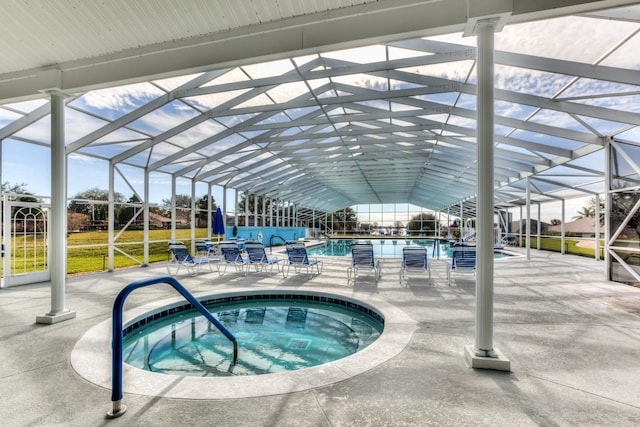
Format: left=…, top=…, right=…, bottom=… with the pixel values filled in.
left=79, top=83, right=163, bottom=112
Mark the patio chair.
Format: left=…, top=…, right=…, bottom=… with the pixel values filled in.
left=347, top=242, right=381, bottom=284
left=219, top=242, right=250, bottom=275
left=195, top=240, right=217, bottom=256
left=284, top=241, right=323, bottom=278
left=166, top=243, right=219, bottom=276
left=447, top=244, right=476, bottom=285
left=399, top=246, right=430, bottom=285
left=245, top=242, right=281, bottom=274
left=501, top=235, right=517, bottom=247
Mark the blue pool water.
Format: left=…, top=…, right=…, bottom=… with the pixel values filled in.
left=122, top=294, right=383, bottom=377
left=306, top=238, right=444, bottom=258
left=306, top=239, right=510, bottom=259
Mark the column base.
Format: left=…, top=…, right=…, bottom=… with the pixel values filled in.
left=464, top=345, right=510, bottom=371
left=36, top=310, right=76, bottom=324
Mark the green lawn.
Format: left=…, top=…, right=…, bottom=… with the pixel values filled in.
left=513, top=236, right=604, bottom=258
left=3, top=229, right=208, bottom=275
left=66, top=228, right=211, bottom=274
left=5, top=230, right=636, bottom=276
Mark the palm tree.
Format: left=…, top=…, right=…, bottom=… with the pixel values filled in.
left=572, top=206, right=595, bottom=220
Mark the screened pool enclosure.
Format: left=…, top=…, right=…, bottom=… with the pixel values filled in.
left=1, top=1, right=639, bottom=289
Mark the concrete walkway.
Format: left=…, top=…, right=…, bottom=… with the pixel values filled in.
left=2, top=248, right=640, bottom=426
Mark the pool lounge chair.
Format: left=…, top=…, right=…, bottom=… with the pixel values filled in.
left=501, top=235, right=517, bottom=247
left=284, top=241, right=323, bottom=278
left=167, top=243, right=219, bottom=276
left=219, top=242, right=250, bottom=275
left=347, top=242, right=381, bottom=284
left=245, top=242, right=281, bottom=274
left=447, top=245, right=476, bottom=286
left=399, top=246, right=430, bottom=285
left=195, top=240, right=217, bottom=256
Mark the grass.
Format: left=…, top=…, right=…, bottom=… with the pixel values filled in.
left=515, top=236, right=605, bottom=258
left=9, top=228, right=212, bottom=275
left=6, top=230, right=638, bottom=276
left=67, top=228, right=212, bottom=274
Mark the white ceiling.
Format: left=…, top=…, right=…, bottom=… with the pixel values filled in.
left=1, top=0, right=640, bottom=215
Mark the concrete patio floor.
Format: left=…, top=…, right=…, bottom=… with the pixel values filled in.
left=2, top=246, right=640, bottom=426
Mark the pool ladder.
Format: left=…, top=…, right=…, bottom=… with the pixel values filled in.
left=107, top=275, right=238, bottom=419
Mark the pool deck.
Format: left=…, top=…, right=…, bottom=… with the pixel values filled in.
left=2, top=246, right=640, bottom=426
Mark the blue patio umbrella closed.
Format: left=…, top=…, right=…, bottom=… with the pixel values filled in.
left=213, top=207, right=225, bottom=242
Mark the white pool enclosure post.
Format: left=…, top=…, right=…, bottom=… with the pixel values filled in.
left=36, top=89, right=76, bottom=324
left=464, top=16, right=510, bottom=371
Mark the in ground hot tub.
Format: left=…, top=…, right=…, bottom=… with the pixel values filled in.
left=72, top=288, right=416, bottom=399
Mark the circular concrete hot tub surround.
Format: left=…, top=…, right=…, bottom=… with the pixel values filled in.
left=71, top=287, right=417, bottom=399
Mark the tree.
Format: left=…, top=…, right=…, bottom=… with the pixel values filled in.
left=198, top=194, right=217, bottom=212
left=196, top=194, right=217, bottom=227
left=327, top=208, right=358, bottom=232
left=610, top=191, right=640, bottom=241
left=162, top=194, right=192, bottom=209
left=117, top=194, right=143, bottom=226
left=237, top=193, right=275, bottom=225
left=161, top=194, right=193, bottom=224
left=68, top=187, right=124, bottom=221
left=2, top=182, right=44, bottom=232
left=407, top=212, right=439, bottom=233
left=159, top=194, right=217, bottom=227
left=573, top=196, right=605, bottom=221
left=572, top=206, right=595, bottom=220
left=68, top=212, right=89, bottom=232
left=550, top=218, right=562, bottom=225
left=2, top=182, right=39, bottom=203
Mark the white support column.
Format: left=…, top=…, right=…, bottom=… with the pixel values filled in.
left=505, top=207, right=509, bottom=235
left=171, top=176, right=177, bottom=242
left=604, top=138, right=612, bottom=279
left=254, top=194, right=259, bottom=227
left=262, top=196, right=266, bottom=226
left=244, top=192, right=249, bottom=227
left=459, top=202, right=464, bottom=239
left=561, top=200, right=566, bottom=255
left=37, top=89, right=76, bottom=324
left=108, top=163, right=115, bottom=271
left=537, top=202, right=541, bottom=250
left=190, top=179, right=196, bottom=251
left=222, top=186, right=227, bottom=224
left=207, top=184, right=212, bottom=241
left=526, top=176, right=531, bottom=260
left=595, top=193, right=601, bottom=261
left=234, top=190, right=238, bottom=229
left=519, top=205, right=523, bottom=244
left=143, top=169, right=150, bottom=266
left=464, top=18, right=509, bottom=371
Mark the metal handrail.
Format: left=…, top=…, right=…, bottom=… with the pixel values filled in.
left=107, top=275, right=238, bottom=419
left=269, top=235, right=286, bottom=253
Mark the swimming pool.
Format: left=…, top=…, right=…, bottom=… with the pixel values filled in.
left=122, top=294, right=383, bottom=377
left=306, top=238, right=510, bottom=259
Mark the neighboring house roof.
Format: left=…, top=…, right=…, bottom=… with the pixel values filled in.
left=510, top=219, right=551, bottom=233
left=548, top=217, right=602, bottom=235
left=149, top=212, right=179, bottom=225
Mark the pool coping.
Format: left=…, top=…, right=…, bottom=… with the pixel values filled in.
left=71, top=287, right=417, bottom=400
